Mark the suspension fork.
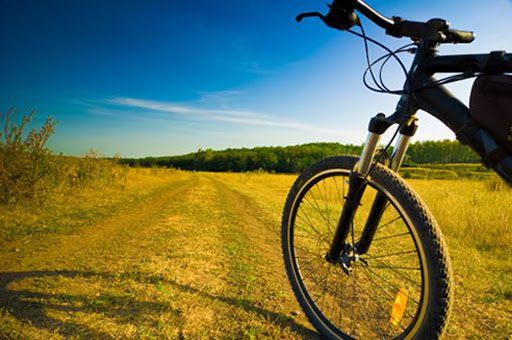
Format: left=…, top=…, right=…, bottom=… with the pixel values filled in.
left=356, top=118, right=418, bottom=255
left=326, top=113, right=392, bottom=263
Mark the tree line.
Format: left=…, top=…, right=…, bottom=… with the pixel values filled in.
left=121, top=140, right=480, bottom=173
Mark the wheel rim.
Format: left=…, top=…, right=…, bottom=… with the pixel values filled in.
left=287, top=169, right=427, bottom=339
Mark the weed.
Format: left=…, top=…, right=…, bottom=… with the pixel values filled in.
left=0, top=108, right=128, bottom=206
left=0, top=108, right=56, bottom=204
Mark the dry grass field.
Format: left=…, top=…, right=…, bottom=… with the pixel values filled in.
left=0, top=168, right=510, bottom=338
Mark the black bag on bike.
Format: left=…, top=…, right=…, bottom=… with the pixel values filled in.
left=470, top=74, right=512, bottom=153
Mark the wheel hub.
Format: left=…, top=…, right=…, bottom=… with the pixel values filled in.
left=334, top=244, right=369, bottom=275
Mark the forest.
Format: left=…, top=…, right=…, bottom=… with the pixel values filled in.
left=121, top=140, right=480, bottom=173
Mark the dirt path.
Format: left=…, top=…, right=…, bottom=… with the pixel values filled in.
left=0, top=173, right=317, bottom=338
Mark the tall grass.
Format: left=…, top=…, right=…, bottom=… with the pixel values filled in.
left=58, top=151, right=128, bottom=190
left=0, top=108, right=127, bottom=206
left=0, top=108, right=57, bottom=204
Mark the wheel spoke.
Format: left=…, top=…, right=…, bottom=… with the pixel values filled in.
left=320, top=177, right=333, bottom=230
left=371, top=249, right=417, bottom=259
left=304, top=193, right=335, bottom=234
left=378, top=213, right=402, bottom=230
left=372, top=231, right=410, bottom=242
left=333, top=175, right=344, bottom=207
left=365, top=254, right=422, bottom=290
left=371, top=265, right=421, bottom=271
left=362, top=264, right=421, bottom=306
left=296, top=209, right=330, bottom=244
left=348, top=269, right=398, bottom=330
left=358, top=266, right=418, bottom=319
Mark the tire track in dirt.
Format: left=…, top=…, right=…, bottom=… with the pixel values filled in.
left=1, top=174, right=205, bottom=338
left=205, top=176, right=318, bottom=338
left=0, top=172, right=318, bottom=338
left=0, top=175, right=197, bottom=273
left=130, top=174, right=317, bottom=338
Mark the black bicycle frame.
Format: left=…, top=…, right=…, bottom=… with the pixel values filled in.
left=327, top=42, right=512, bottom=261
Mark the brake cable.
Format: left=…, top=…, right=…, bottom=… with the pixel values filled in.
left=348, top=23, right=412, bottom=95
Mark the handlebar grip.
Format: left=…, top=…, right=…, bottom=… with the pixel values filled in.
left=445, top=29, right=475, bottom=44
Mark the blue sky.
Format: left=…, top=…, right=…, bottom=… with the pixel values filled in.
left=1, top=0, right=511, bottom=157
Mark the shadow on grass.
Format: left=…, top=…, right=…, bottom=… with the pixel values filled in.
left=0, top=270, right=182, bottom=338
left=0, top=270, right=318, bottom=338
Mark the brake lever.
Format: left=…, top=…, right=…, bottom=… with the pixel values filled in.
left=296, top=11, right=327, bottom=23
left=296, top=7, right=359, bottom=30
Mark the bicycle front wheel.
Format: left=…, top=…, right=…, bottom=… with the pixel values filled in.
left=281, top=156, right=452, bottom=339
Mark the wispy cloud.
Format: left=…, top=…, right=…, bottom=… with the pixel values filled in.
left=107, top=97, right=341, bottom=133
left=197, top=90, right=245, bottom=107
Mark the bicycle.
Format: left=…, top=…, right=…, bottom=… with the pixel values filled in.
left=281, top=1, right=512, bottom=339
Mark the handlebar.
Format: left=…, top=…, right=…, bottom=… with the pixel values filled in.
left=387, top=17, right=475, bottom=44
left=354, top=0, right=393, bottom=30
left=297, top=0, right=475, bottom=44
